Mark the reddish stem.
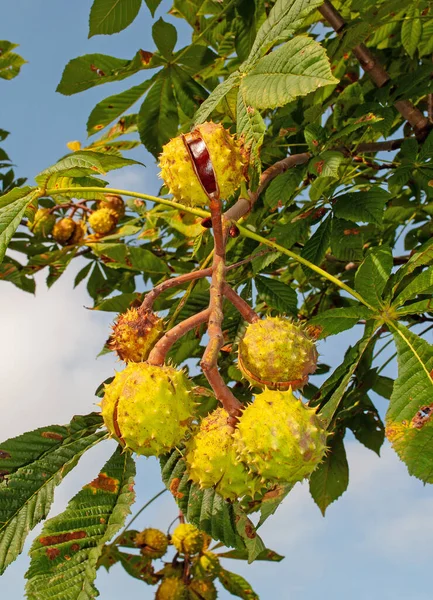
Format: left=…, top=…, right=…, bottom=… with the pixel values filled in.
left=223, top=283, right=259, bottom=324
left=147, top=309, right=210, bottom=366
left=201, top=193, right=242, bottom=419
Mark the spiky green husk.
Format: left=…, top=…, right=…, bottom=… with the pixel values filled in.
left=100, top=363, right=195, bottom=456
left=52, top=218, right=76, bottom=245
left=156, top=577, right=187, bottom=600
left=234, top=389, right=327, bottom=483
left=171, top=524, right=205, bottom=556
left=188, top=578, right=217, bottom=600
left=99, top=194, right=125, bottom=218
left=30, top=208, right=56, bottom=237
left=238, top=317, right=318, bottom=390
left=135, top=528, right=168, bottom=559
left=192, top=552, right=220, bottom=580
left=159, top=122, right=246, bottom=207
left=89, top=208, right=118, bottom=234
left=185, top=408, right=261, bottom=500
left=109, top=308, right=164, bottom=363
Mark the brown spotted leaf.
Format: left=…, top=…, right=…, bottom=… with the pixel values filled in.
left=218, top=568, right=259, bottom=600
left=386, top=323, right=433, bottom=483
left=26, top=446, right=135, bottom=599
left=160, top=448, right=265, bottom=558
left=0, top=413, right=105, bottom=575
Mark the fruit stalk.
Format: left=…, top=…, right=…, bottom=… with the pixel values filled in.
left=147, top=308, right=210, bottom=366
left=201, top=193, right=242, bottom=421
left=223, top=283, right=259, bottom=324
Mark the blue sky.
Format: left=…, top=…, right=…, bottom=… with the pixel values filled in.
left=2, top=2, right=433, bottom=599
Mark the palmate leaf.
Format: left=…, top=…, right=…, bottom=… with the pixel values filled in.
left=152, top=18, right=177, bottom=59
left=0, top=414, right=105, bottom=574
left=386, top=323, right=433, bottom=483
left=393, top=265, right=433, bottom=307
left=308, top=305, right=374, bottom=339
left=160, top=449, right=265, bottom=561
left=255, top=275, right=297, bottom=315
left=243, top=0, right=323, bottom=69
left=87, top=76, right=157, bottom=135
left=35, top=151, right=141, bottom=187
left=193, top=71, right=242, bottom=125
left=89, top=0, right=142, bottom=37
left=218, top=568, right=259, bottom=600
left=243, top=36, right=338, bottom=109
left=0, top=186, right=36, bottom=263
left=26, top=447, right=135, bottom=599
left=317, top=322, right=377, bottom=428
left=138, top=69, right=179, bottom=157
left=333, top=188, right=391, bottom=226
left=354, top=245, right=393, bottom=309
left=401, top=5, right=422, bottom=59
left=391, top=237, right=433, bottom=290
left=57, top=51, right=158, bottom=96
left=309, top=433, right=349, bottom=515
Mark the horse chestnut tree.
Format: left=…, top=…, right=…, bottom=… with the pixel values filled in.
left=1, top=0, right=433, bottom=598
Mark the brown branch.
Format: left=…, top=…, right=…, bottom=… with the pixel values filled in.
left=319, top=0, right=431, bottom=139
left=141, top=268, right=213, bottom=311
left=223, top=153, right=311, bottom=223
left=201, top=193, right=242, bottom=421
left=223, top=283, right=259, bottom=324
left=147, top=308, right=210, bottom=366
left=140, top=252, right=272, bottom=312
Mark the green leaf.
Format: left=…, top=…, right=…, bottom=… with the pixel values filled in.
left=87, top=77, right=156, bottom=135
left=319, top=323, right=376, bottom=428
left=218, top=568, right=259, bottom=600
left=0, top=186, right=36, bottom=264
left=36, top=152, right=141, bottom=187
left=152, top=18, right=177, bottom=59
left=88, top=0, right=142, bottom=37
left=309, top=433, right=348, bottom=515
left=26, top=447, right=135, bottom=599
left=242, top=36, right=338, bottom=109
left=244, top=0, right=323, bottom=69
left=393, top=266, right=433, bottom=307
left=257, top=483, right=293, bottom=527
left=0, top=414, right=105, bottom=574
left=386, top=323, right=433, bottom=483
left=401, top=5, right=422, bottom=59
left=217, top=548, right=284, bottom=562
left=330, top=218, right=364, bottom=262
left=91, top=243, right=169, bottom=273
left=354, top=246, right=393, bottom=309
left=237, top=83, right=266, bottom=162
left=348, top=395, right=385, bottom=455
left=255, top=275, right=297, bottom=315
left=94, top=292, right=140, bottom=312
left=193, top=71, right=241, bottom=125
left=263, top=166, right=304, bottom=209
left=0, top=41, right=26, bottom=80
left=160, top=449, right=257, bottom=553
left=334, top=188, right=391, bottom=225
left=392, top=238, right=433, bottom=290
left=138, top=69, right=179, bottom=157
left=233, top=505, right=265, bottom=563
left=300, top=214, right=332, bottom=269
left=396, top=298, right=433, bottom=316
left=57, top=51, right=156, bottom=95
left=144, top=0, right=162, bottom=16
left=308, top=306, right=373, bottom=339
left=171, top=65, right=208, bottom=118
left=74, top=262, right=93, bottom=288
